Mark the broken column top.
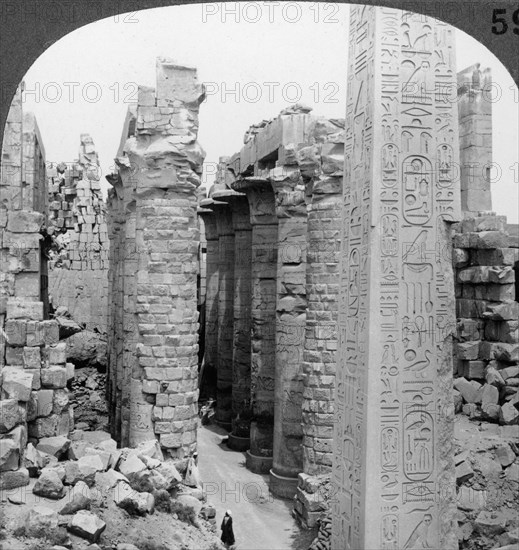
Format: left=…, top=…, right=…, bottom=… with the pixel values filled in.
left=458, top=63, right=492, bottom=91
left=155, top=57, right=205, bottom=105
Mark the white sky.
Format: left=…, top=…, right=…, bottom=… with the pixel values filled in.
left=20, top=2, right=519, bottom=222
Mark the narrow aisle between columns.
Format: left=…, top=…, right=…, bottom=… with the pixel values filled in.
left=197, top=423, right=316, bottom=550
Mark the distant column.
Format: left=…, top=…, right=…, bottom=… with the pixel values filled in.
left=232, top=178, right=278, bottom=473
left=197, top=203, right=219, bottom=400
left=209, top=194, right=236, bottom=430
left=228, top=195, right=253, bottom=450
left=332, top=7, right=459, bottom=549
left=457, top=64, right=492, bottom=213
left=269, top=167, right=308, bottom=498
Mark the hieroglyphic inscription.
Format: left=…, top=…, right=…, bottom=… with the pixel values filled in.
left=332, top=6, right=459, bottom=550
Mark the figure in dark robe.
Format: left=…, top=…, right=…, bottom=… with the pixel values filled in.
left=221, top=510, right=235, bottom=548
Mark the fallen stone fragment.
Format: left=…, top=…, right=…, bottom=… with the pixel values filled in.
left=0, top=467, right=30, bottom=490
left=117, top=544, right=140, bottom=550
left=95, top=468, right=129, bottom=489
left=113, top=480, right=155, bottom=515
left=22, top=443, right=48, bottom=477
left=60, top=480, right=91, bottom=514
left=118, top=453, right=147, bottom=477
left=456, top=460, right=474, bottom=484
left=474, top=510, right=507, bottom=535
left=68, top=440, right=89, bottom=460
left=457, top=486, right=487, bottom=511
left=25, top=505, right=59, bottom=537
left=68, top=510, right=106, bottom=543
left=500, top=402, right=519, bottom=425
left=8, top=494, right=25, bottom=505
left=37, top=435, right=70, bottom=458
left=155, top=461, right=182, bottom=489
left=128, top=468, right=169, bottom=493
left=474, top=454, right=502, bottom=478
left=81, top=430, right=112, bottom=446
left=33, top=468, right=65, bottom=499
left=505, top=463, right=519, bottom=482
left=0, top=399, right=25, bottom=432
left=176, top=493, right=203, bottom=515
left=66, top=454, right=105, bottom=487
left=496, top=444, right=516, bottom=467
left=136, top=439, right=164, bottom=461
left=454, top=377, right=480, bottom=403
left=84, top=447, right=112, bottom=470
left=200, top=503, right=216, bottom=519
left=0, top=438, right=20, bottom=471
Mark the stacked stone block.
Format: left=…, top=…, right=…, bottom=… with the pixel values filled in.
left=1, top=84, right=71, bottom=489
left=106, top=59, right=205, bottom=457
left=269, top=149, right=308, bottom=498
left=47, top=134, right=109, bottom=333
left=299, top=118, right=344, bottom=478
left=453, top=212, right=519, bottom=424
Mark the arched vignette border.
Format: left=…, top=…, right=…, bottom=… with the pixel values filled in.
left=0, top=0, right=518, bottom=135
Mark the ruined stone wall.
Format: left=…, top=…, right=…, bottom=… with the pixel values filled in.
left=1, top=85, right=70, bottom=490
left=47, top=135, right=109, bottom=333
left=107, top=59, right=205, bottom=457
left=453, top=213, right=519, bottom=424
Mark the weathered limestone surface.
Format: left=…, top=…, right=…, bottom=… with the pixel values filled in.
left=453, top=212, right=519, bottom=423
left=197, top=204, right=218, bottom=397
left=300, top=119, right=345, bottom=477
left=106, top=59, right=205, bottom=457
left=47, top=135, right=109, bottom=333
left=229, top=195, right=252, bottom=442
left=332, top=7, right=459, bottom=549
left=209, top=195, right=235, bottom=428
left=231, top=177, right=278, bottom=472
left=0, top=85, right=69, bottom=481
left=269, top=158, right=308, bottom=497
left=457, top=65, right=492, bottom=213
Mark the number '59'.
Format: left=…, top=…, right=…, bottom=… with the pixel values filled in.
left=491, top=8, right=519, bottom=35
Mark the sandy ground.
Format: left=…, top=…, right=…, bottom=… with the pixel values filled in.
left=198, top=423, right=316, bottom=550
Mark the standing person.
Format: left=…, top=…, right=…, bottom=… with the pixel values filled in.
left=221, top=510, right=235, bottom=548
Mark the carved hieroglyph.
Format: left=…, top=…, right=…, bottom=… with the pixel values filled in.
left=332, top=7, right=459, bottom=549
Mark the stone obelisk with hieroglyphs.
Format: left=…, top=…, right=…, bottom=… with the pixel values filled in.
left=331, top=7, right=460, bottom=549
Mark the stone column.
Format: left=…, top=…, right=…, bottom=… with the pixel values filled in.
left=228, top=195, right=253, bottom=451
left=457, top=64, right=492, bottom=213
left=209, top=193, right=236, bottom=430
left=232, top=178, right=278, bottom=473
left=269, top=167, right=308, bottom=498
left=197, top=202, right=219, bottom=400
left=300, top=121, right=344, bottom=476
left=107, top=59, right=205, bottom=457
left=331, top=7, right=459, bottom=549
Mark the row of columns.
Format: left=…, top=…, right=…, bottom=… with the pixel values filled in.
left=199, top=122, right=345, bottom=497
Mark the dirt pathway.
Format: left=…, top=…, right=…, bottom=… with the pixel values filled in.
left=197, top=424, right=316, bottom=550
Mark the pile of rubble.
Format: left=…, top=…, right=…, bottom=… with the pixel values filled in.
left=70, top=367, right=108, bottom=432
left=307, top=513, right=331, bottom=550
left=304, top=415, right=519, bottom=550
left=455, top=416, right=519, bottom=549
left=1, top=430, right=222, bottom=550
